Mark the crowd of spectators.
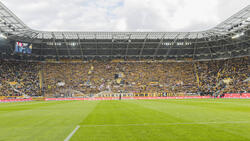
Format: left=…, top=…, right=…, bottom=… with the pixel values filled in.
left=196, top=57, right=249, bottom=95
left=43, top=57, right=249, bottom=97
left=0, top=57, right=249, bottom=97
left=43, top=61, right=198, bottom=97
left=0, top=61, right=40, bottom=97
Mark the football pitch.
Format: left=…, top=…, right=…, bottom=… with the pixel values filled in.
left=1, top=99, right=250, bottom=141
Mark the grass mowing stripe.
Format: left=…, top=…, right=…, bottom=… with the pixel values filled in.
left=1, top=99, right=250, bottom=141
left=80, top=121, right=250, bottom=127
left=80, top=100, right=185, bottom=125
left=0, top=101, right=99, bottom=141
left=162, top=99, right=250, bottom=106
left=131, top=99, right=250, bottom=121
left=72, top=100, right=250, bottom=141
left=64, top=125, right=80, bottom=141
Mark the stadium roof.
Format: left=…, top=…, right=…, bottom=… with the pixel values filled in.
left=0, top=1, right=250, bottom=40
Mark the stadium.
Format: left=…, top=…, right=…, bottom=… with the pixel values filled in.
left=0, top=1, right=249, bottom=141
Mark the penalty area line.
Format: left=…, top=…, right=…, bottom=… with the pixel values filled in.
left=64, top=125, right=80, bottom=141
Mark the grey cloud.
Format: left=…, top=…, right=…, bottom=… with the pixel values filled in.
left=1, top=0, right=250, bottom=32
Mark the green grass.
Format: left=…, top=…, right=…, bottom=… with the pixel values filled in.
left=0, top=99, right=250, bottom=141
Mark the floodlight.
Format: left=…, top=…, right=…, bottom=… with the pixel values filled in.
left=0, top=33, right=7, bottom=39
left=231, top=32, right=244, bottom=39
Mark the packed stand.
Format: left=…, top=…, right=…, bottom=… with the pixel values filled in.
left=196, top=57, right=249, bottom=95
left=0, top=61, right=40, bottom=97
left=0, top=57, right=249, bottom=97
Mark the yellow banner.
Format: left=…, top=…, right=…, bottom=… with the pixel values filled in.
left=9, top=81, right=17, bottom=85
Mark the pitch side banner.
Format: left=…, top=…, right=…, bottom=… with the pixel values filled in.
left=1, top=94, right=249, bottom=103
left=45, top=96, right=213, bottom=101
left=222, top=93, right=250, bottom=98
left=0, top=98, right=32, bottom=103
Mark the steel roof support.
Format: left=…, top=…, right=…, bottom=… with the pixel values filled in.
left=95, top=34, right=98, bottom=56
left=139, top=34, right=149, bottom=56
left=111, top=35, right=114, bottom=56
left=62, top=33, right=71, bottom=57
left=175, top=32, right=190, bottom=57
left=203, top=33, right=214, bottom=59
left=77, top=34, right=84, bottom=59
left=28, top=32, right=40, bottom=43
left=192, top=33, right=199, bottom=59
left=125, top=34, right=132, bottom=59
left=52, top=32, right=59, bottom=60
left=165, top=33, right=180, bottom=58
left=153, top=33, right=167, bottom=58
left=6, top=30, right=33, bottom=39
left=39, top=33, right=44, bottom=59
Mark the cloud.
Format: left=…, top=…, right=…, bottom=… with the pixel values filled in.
left=1, top=0, right=249, bottom=32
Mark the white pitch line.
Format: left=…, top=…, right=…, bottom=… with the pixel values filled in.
left=64, top=125, right=80, bottom=141
left=80, top=121, right=250, bottom=127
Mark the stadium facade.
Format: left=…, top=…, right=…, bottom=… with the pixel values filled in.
left=0, top=2, right=249, bottom=61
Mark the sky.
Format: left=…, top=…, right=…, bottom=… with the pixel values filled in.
left=1, top=0, right=250, bottom=32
